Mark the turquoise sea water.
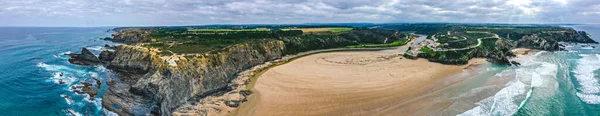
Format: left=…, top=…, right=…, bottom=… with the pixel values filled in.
left=453, top=25, right=600, bottom=116
left=0, top=27, right=117, bottom=115
left=0, top=26, right=599, bottom=116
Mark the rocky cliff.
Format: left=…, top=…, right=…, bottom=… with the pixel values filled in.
left=103, top=40, right=285, bottom=115
left=517, top=34, right=560, bottom=51
left=66, top=48, right=101, bottom=66
left=517, top=29, right=597, bottom=51
left=110, top=29, right=150, bottom=44
left=102, top=29, right=404, bottom=116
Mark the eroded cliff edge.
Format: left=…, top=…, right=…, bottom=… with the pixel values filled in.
left=99, top=26, right=597, bottom=116
left=103, top=41, right=286, bottom=115
left=101, top=28, right=407, bottom=116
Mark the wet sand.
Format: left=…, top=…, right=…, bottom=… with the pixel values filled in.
left=235, top=50, right=488, bottom=116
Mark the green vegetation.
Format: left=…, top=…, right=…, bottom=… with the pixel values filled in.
left=188, top=28, right=270, bottom=32
left=403, top=54, right=414, bottom=59
left=377, top=23, right=596, bottom=64
left=282, top=27, right=353, bottom=33
left=118, top=26, right=406, bottom=55
left=459, top=55, right=468, bottom=61
left=347, top=37, right=410, bottom=48
left=419, top=46, right=435, bottom=56
left=329, top=28, right=354, bottom=32
left=112, top=23, right=595, bottom=65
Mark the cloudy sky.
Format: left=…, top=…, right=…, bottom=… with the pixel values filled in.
left=0, top=0, right=599, bottom=26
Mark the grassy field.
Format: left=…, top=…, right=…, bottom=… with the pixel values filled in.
left=188, top=28, right=271, bottom=32
left=282, top=27, right=353, bottom=33
left=347, top=38, right=411, bottom=48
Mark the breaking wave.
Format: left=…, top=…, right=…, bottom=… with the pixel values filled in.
left=459, top=54, right=558, bottom=116
left=573, top=54, right=600, bottom=104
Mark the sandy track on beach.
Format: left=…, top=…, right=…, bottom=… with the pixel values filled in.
left=235, top=50, right=486, bottom=116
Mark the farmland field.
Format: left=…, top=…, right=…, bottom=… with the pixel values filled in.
left=282, top=27, right=353, bottom=33
left=188, top=28, right=271, bottom=32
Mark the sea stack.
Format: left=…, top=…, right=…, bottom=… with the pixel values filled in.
left=66, top=48, right=101, bottom=66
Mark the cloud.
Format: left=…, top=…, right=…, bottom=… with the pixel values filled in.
left=0, top=0, right=599, bottom=26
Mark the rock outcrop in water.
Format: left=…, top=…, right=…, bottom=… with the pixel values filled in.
left=66, top=48, right=101, bottom=66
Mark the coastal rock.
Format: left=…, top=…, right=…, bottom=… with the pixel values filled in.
left=81, top=82, right=98, bottom=100
left=517, top=34, right=560, bottom=51
left=511, top=61, right=521, bottom=66
left=71, top=82, right=98, bottom=101
left=540, top=30, right=598, bottom=43
left=104, top=41, right=286, bottom=115
left=99, top=50, right=115, bottom=63
left=58, top=79, right=66, bottom=85
left=101, top=37, right=113, bottom=41
left=66, top=48, right=100, bottom=66
left=111, top=29, right=149, bottom=44
left=101, top=29, right=414, bottom=115
left=224, top=100, right=240, bottom=107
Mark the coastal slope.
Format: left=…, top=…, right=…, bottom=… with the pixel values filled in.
left=100, top=28, right=409, bottom=115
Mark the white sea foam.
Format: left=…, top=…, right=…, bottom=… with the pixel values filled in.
left=60, top=94, right=73, bottom=105
left=60, top=51, right=73, bottom=55
left=459, top=75, right=529, bottom=116
left=519, top=89, right=533, bottom=109
left=456, top=85, right=498, bottom=99
left=573, top=54, right=600, bottom=104
left=66, top=109, right=82, bottom=116
left=494, top=70, right=511, bottom=77
left=50, top=72, right=76, bottom=84
left=86, top=46, right=105, bottom=51
left=460, top=55, right=558, bottom=116
left=37, top=62, right=85, bottom=84
left=534, top=51, right=547, bottom=56
left=80, top=94, right=104, bottom=111
left=55, top=51, right=72, bottom=58
left=576, top=93, right=600, bottom=104
left=37, top=62, right=86, bottom=74
left=573, top=54, right=600, bottom=94
left=530, top=72, right=543, bottom=87
left=103, top=109, right=119, bottom=116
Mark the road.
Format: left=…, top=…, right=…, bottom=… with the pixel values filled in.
left=432, top=32, right=500, bottom=52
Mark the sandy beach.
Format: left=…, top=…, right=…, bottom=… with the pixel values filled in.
left=235, top=50, right=488, bottom=116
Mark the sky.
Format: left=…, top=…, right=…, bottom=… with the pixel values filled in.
left=0, top=0, right=599, bottom=27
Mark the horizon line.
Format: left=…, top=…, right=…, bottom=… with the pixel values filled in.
left=0, top=22, right=597, bottom=28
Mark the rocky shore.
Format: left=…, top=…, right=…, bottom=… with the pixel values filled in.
left=63, top=26, right=597, bottom=116
left=93, top=28, right=406, bottom=116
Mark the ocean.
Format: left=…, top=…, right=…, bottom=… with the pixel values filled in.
left=450, top=25, right=600, bottom=116
left=0, top=25, right=599, bottom=116
left=0, top=27, right=117, bottom=115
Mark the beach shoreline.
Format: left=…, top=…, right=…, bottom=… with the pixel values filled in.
left=173, top=44, right=411, bottom=116
left=234, top=49, right=490, bottom=116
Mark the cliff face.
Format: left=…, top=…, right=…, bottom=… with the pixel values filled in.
left=110, top=29, right=149, bottom=44
left=104, top=40, right=286, bottom=115
left=100, top=29, right=412, bottom=115
left=66, top=48, right=101, bottom=66
left=517, top=34, right=560, bottom=51
left=516, top=29, right=597, bottom=51
left=541, top=29, right=597, bottom=43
